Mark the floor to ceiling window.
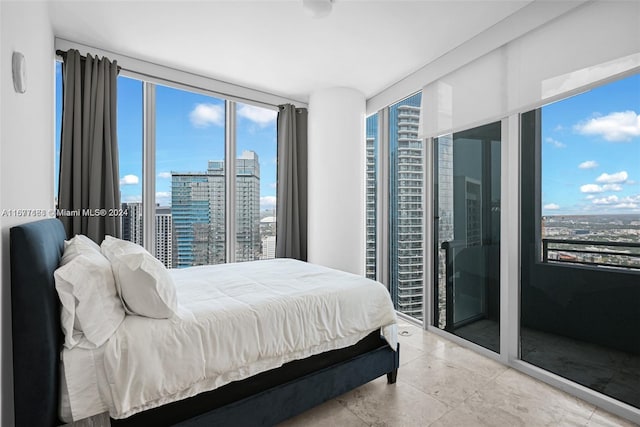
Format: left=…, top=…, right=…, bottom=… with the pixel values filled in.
left=55, top=63, right=278, bottom=267
left=235, top=102, right=278, bottom=261
left=433, top=122, right=501, bottom=353
left=117, top=77, right=144, bottom=246
left=155, top=85, right=226, bottom=268
left=54, top=61, right=62, bottom=208
left=389, top=93, right=424, bottom=321
left=520, top=72, right=640, bottom=409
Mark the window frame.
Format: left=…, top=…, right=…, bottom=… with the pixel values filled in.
left=55, top=57, right=282, bottom=266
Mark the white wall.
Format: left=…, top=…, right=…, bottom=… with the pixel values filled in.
left=308, top=88, right=365, bottom=275
left=0, top=2, right=54, bottom=425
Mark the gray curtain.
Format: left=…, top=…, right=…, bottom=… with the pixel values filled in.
left=58, top=49, right=120, bottom=243
left=276, top=104, right=308, bottom=260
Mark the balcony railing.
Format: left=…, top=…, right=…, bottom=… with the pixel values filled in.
left=542, top=238, right=640, bottom=270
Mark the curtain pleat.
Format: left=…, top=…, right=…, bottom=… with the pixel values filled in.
left=276, top=104, right=308, bottom=260
left=58, top=49, right=120, bottom=243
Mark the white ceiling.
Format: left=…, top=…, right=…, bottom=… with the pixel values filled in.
left=48, top=0, right=534, bottom=103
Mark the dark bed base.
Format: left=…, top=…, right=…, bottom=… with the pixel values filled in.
left=9, top=219, right=400, bottom=427
left=112, top=332, right=399, bottom=427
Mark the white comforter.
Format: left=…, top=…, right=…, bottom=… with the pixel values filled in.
left=64, top=259, right=397, bottom=420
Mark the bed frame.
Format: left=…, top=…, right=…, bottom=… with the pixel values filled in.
left=10, top=218, right=399, bottom=426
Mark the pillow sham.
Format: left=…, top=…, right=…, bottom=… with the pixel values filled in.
left=60, top=234, right=102, bottom=266
left=101, top=236, right=178, bottom=319
left=54, top=250, right=125, bottom=349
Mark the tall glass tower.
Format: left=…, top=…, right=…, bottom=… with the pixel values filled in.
left=389, top=93, right=424, bottom=320
left=172, top=173, right=213, bottom=268
left=365, top=115, right=378, bottom=281
left=235, top=151, right=261, bottom=261
left=171, top=151, right=260, bottom=268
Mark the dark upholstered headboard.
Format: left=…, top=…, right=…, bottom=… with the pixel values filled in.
left=10, top=218, right=67, bottom=427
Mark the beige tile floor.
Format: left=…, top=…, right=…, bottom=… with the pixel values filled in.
left=279, top=323, right=639, bottom=427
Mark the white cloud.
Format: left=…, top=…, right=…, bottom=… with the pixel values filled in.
left=613, top=203, right=638, bottom=209
left=120, top=174, right=139, bottom=185
left=543, top=203, right=560, bottom=210
left=123, top=195, right=142, bottom=203
left=189, top=103, right=224, bottom=128
left=238, top=104, right=277, bottom=127
left=260, top=196, right=276, bottom=210
left=156, top=192, right=171, bottom=206
left=269, top=182, right=277, bottom=189
left=585, top=195, right=595, bottom=200
left=545, top=137, right=566, bottom=148
left=595, top=171, right=628, bottom=184
left=580, top=184, right=603, bottom=193
left=575, top=110, right=640, bottom=142
left=158, top=172, right=172, bottom=179
left=592, top=195, right=619, bottom=205
left=620, top=195, right=640, bottom=203
left=602, top=184, right=623, bottom=192
left=578, top=160, right=598, bottom=170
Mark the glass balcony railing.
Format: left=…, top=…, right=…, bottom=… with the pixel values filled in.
left=542, top=238, right=640, bottom=270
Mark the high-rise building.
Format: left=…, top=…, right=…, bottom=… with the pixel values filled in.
left=172, top=151, right=260, bottom=268
left=261, top=235, right=276, bottom=260
left=365, top=116, right=377, bottom=281
left=172, top=172, right=213, bottom=268
left=389, top=94, right=424, bottom=320
left=435, top=134, right=454, bottom=327
left=155, top=206, right=173, bottom=268
left=259, top=215, right=276, bottom=260
left=235, top=151, right=261, bottom=261
left=121, top=202, right=174, bottom=268
left=121, top=202, right=143, bottom=245
left=206, top=160, right=227, bottom=265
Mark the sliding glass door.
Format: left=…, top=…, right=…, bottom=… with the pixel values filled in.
left=520, top=73, right=640, bottom=408
left=433, top=122, right=501, bottom=353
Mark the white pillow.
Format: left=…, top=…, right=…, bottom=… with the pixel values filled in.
left=101, top=236, right=178, bottom=319
left=54, top=250, right=125, bottom=349
left=61, top=234, right=102, bottom=266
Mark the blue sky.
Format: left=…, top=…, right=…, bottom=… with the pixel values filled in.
left=55, top=65, right=277, bottom=212
left=56, top=63, right=638, bottom=217
left=541, top=73, right=640, bottom=216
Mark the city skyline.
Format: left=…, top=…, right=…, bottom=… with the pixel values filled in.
left=120, top=151, right=274, bottom=268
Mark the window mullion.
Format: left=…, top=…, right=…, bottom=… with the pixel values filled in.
left=225, top=101, right=237, bottom=263
left=379, top=107, right=390, bottom=287
left=142, top=82, right=156, bottom=252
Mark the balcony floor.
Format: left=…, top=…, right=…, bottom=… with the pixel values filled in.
left=454, top=318, right=640, bottom=410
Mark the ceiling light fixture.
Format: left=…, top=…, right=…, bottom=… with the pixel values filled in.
left=302, top=0, right=333, bottom=19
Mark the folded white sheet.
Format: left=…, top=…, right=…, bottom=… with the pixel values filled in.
left=63, top=259, right=397, bottom=420
left=60, top=338, right=109, bottom=422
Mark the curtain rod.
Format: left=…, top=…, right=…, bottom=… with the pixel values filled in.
left=55, top=38, right=308, bottom=108
left=56, top=50, right=282, bottom=110
left=56, top=49, right=122, bottom=72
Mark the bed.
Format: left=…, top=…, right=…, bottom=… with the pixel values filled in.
left=10, top=218, right=400, bottom=426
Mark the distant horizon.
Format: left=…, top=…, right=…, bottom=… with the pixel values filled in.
left=543, top=213, right=640, bottom=217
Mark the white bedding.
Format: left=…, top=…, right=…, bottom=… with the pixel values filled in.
left=62, top=259, right=397, bottom=421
